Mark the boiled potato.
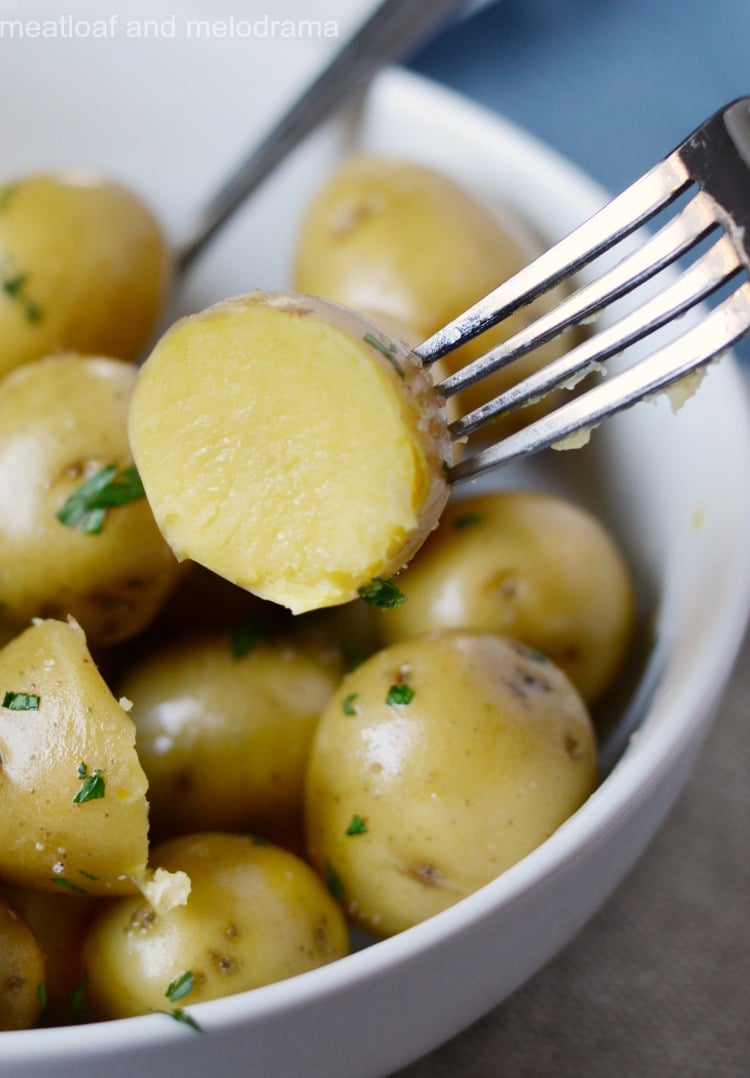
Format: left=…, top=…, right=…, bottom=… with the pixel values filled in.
left=375, top=491, right=635, bottom=706
left=293, top=155, right=578, bottom=435
left=0, top=618, right=148, bottom=895
left=0, top=171, right=170, bottom=378
left=0, top=353, right=183, bottom=645
left=1, top=885, right=96, bottom=1026
left=83, top=833, right=350, bottom=1020
left=305, top=631, right=596, bottom=937
left=129, top=291, right=450, bottom=613
left=119, top=630, right=342, bottom=842
left=0, top=893, right=45, bottom=1031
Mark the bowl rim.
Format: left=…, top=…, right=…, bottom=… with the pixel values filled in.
left=3, top=64, right=750, bottom=1063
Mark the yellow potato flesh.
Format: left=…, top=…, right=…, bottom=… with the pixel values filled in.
left=83, top=833, right=350, bottom=1019
left=0, top=619, right=148, bottom=895
left=305, top=631, right=597, bottom=937
left=129, top=292, right=449, bottom=613
left=0, top=172, right=171, bottom=378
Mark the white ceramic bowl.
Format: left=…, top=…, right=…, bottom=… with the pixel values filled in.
left=2, top=13, right=750, bottom=1077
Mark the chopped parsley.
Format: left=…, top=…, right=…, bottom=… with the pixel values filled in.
left=358, top=577, right=407, bottom=610
left=363, top=332, right=405, bottom=378
left=342, top=692, right=359, bottom=716
left=72, top=762, right=105, bottom=804
left=346, top=814, right=367, bottom=836
left=229, top=616, right=267, bottom=658
left=250, top=834, right=269, bottom=846
left=325, top=861, right=345, bottom=901
left=50, top=877, right=88, bottom=895
left=155, top=1007, right=204, bottom=1033
left=2, top=690, right=40, bottom=710
left=165, top=971, right=194, bottom=1004
left=1, top=266, right=43, bottom=324
left=36, top=983, right=47, bottom=1011
left=343, top=646, right=367, bottom=673
left=0, top=183, right=17, bottom=211
left=452, top=511, right=483, bottom=530
left=386, top=683, right=414, bottom=706
left=70, top=976, right=88, bottom=1021
left=56, top=463, right=145, bottom=534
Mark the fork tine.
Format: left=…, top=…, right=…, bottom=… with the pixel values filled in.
left=438, top=189, right=720, bottom=401
left=449, top=281, right=750, bottom=483
left=415, top=152, right=692, bottom=366
left=449, top=231, right=743, bottom=440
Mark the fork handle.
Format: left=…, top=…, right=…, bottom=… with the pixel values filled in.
left=175, top=0, right=467, bottom=272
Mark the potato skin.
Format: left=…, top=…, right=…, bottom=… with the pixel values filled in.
left=0, top=171, right=171, bottom=378
left=0, top=353, right=183, bottom=645
left=1, top=885, right=96, bottom=1026
left=375, top=491, right=635, bottom=706
left=305, top=631, right=597, bottom=937
left=293, top=155, right=576, bottom=434
left=0, top=618, right=148, bottom=895
left=120, top=630, right=342, bottom=842
left=0, top=893, right=45, bottom=1031
left=83, top=833, right=350, bottom=1020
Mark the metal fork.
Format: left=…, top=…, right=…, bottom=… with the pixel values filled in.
left=416, top=98, right=750, bottom=484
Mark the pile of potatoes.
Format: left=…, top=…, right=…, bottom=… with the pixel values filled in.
left=0, top=158, right=635, bottom=1032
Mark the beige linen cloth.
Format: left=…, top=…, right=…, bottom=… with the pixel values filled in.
left=397, top=628, right=750, bottom=1077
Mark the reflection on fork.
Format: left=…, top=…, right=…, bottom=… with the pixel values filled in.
left=415, top=98, right=750, bottom=483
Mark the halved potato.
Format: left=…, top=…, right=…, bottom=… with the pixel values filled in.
left=0, top=618, right=148, bottom=895
left=129, top=291, right=450, bottom=613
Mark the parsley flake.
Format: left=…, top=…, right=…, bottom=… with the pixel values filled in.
left=358, top=577, right=407, bottom=610
left=452, top=511, right=483, bottom=530
left=386, top=683, right=414, bottom=706
left=51, top=877, right=88, bottom=895
left=165, top=971, right=194, bottom=1003
left=0, top=183, right=17, bottom=211
left=325, top=861, right=345, bottom=901
left=2, top=690, right=40, bottom=710
left=1, top=266, right=43, bottom=324
left=229, top=616, right=267, bottom=658
left=363, top=332, right=405, bottom=378
left=342, top=692, right=359, bottom=716
left=36, top=983, right=47, bottom=1011
left=346, top=814, right=367, bottom=836
left=72, top=762, right=105, bottom=804
left=56, top=463, right=145, bottom=534
left=155, top=1007, right=204, bottom=1033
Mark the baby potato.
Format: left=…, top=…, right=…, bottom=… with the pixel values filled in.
left=293, top=155, right=577, bottom=435
left=119, top=630, right=342, bottom=842
left=0, top=893, right=45, bottom=1031
left=2, top=885, right=96, bottom=1026
left=0, top=171, right=171, bottom=378
left=305, top=631, right=596, bottom=938
left=0, top=618, right=149, bottom=896
left=129, top=291, right=450, bottom=613
left=83, top=833, right=350, bottom=1020
left=0, top=353, right=183, bottom=645
left=376, top=491, right=635, bottom=706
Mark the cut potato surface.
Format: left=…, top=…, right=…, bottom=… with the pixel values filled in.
left=0, top=618, right=148, bottom=895
left=129, top=291, right=450, bottom=613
